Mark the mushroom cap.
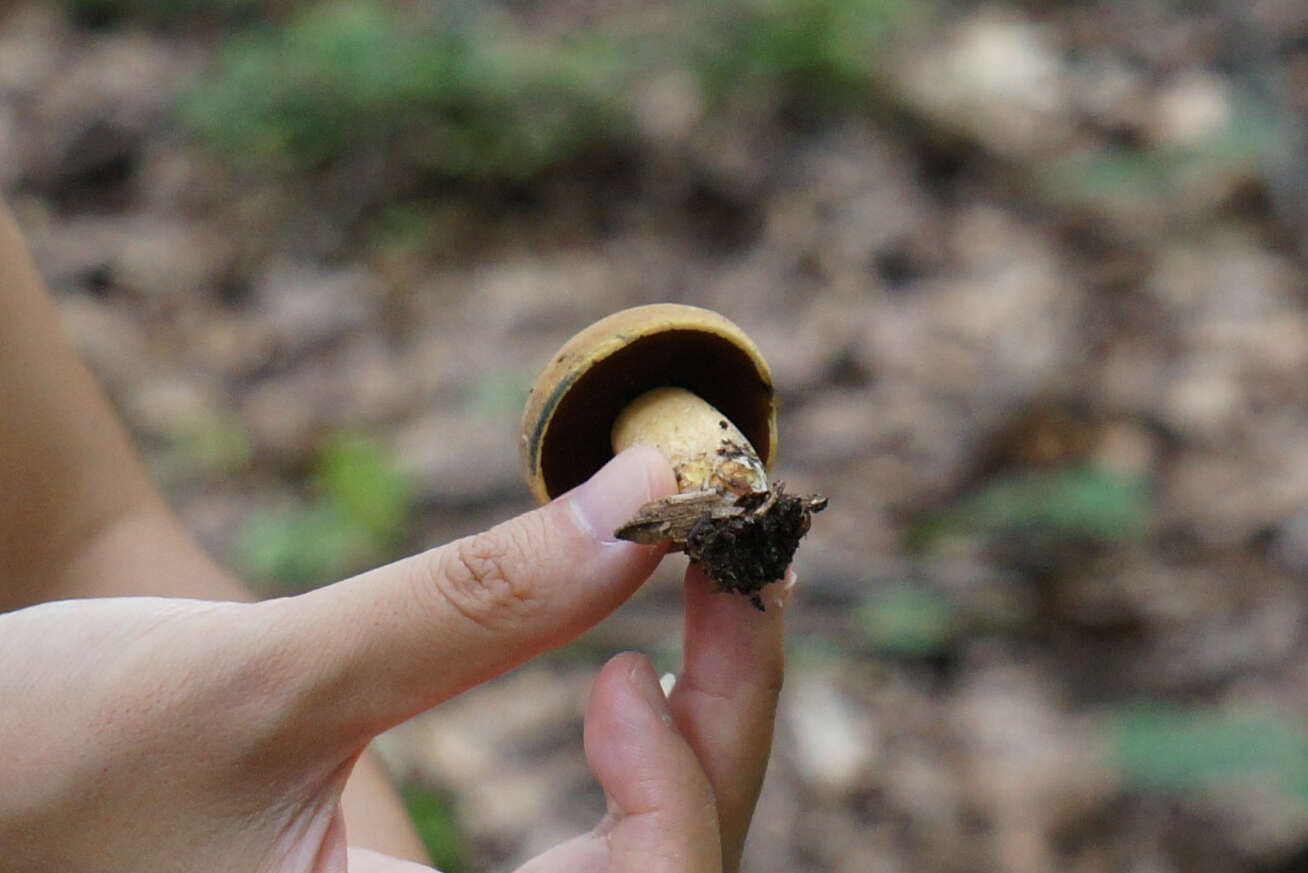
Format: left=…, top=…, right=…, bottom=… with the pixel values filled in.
left=520, top=304, right=776, bottom=503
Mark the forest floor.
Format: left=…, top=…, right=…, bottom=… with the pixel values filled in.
left=5, top=1, right=1308, bottom=870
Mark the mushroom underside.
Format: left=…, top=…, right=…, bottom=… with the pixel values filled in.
left=534, top=328, right=774, bottom=499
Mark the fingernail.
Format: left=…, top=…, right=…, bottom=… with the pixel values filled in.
left=566, top=446, right=671, bottom=545
left=628, top=654, right=673, bottom=726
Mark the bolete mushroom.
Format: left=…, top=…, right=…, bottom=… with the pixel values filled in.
left=520, top=303, right=826, bottom=609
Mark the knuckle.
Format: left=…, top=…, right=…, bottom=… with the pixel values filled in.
left=429, top=527, right=543, bottom=632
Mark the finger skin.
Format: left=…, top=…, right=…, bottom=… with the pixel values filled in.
left=666, top=564, right=792, bottom=873
left=341, top=752, right=428, bottom=862
left=258, top=447, right=677, bottom=753
left=347, top=848, right=437, bottom=872
left=517, top=652, right=722, bottom=873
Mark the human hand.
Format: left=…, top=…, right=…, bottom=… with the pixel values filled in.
left=0, top=446, right=790, bottom=873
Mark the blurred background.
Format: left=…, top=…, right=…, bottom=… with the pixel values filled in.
left=4, top=0, right=1308, bottom=870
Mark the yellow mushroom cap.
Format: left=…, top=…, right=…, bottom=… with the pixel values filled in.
left=520, top=304, right=777, bottom=503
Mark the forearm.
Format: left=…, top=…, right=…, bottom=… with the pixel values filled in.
left=0, top=200, right=177, bottom=607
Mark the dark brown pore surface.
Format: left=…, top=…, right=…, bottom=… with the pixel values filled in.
left=538, top=329, right=775, bottom=499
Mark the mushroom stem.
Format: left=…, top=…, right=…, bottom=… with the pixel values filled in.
left=611, top=387, right=768, bottom=496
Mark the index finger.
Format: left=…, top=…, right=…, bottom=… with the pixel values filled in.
left=666, top=563, right=793, bottom=873
left=251, top=447, right=677, bottom=754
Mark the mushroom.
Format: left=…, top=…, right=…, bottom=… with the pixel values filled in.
left=520, top=303, right=825, bottom=609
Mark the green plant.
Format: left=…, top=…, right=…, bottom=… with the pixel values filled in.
left=367, top=202, right=444, bottom=255
left=237, top=433, right=413, bottom=588
left=961, top=465, right=1149, bottom=540
left=401, top=782, right=470, bottom=872
left=915, top=464, right=1150, bottom=553
left=1042, top=97, right=1282, bottom=210
left=178, top=0, right=916, bottom=180
left=144, top=409, right=254, bottom=486
left=313, top=433, right=412, bottom=544
left=1044, top=147, right=1179, bottom=206
left=1111, top=703, right=1308, bottom=805
left=692, top=0, right=909, bottom=107
left=857, top=581, right=958, bottom=657
left=178, top=0, right=638, bottom=177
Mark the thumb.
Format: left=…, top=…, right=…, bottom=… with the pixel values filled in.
left=516, top=653, right=722, bottom=873
left=257, top=446, right=676, bottom=750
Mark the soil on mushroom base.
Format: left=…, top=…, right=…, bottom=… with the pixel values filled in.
left=686, top=485, right=825, bottom=609
left=617, top=483, right=826, bottom=610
